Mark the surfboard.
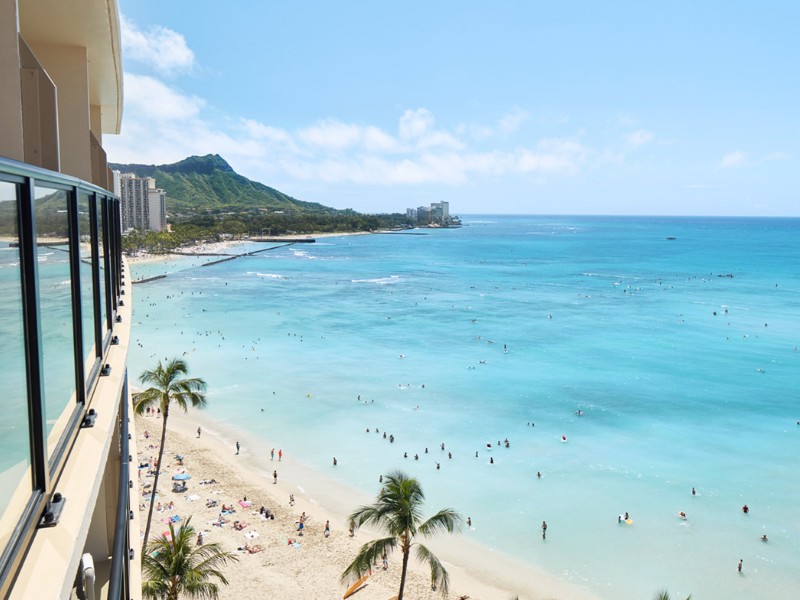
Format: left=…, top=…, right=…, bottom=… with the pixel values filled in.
left=342, top=574, right=370, bottom=599
left=625, top=518, right=633, bottom=525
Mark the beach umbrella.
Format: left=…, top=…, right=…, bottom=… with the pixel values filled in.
left=172, top=473, right=191, bottom=481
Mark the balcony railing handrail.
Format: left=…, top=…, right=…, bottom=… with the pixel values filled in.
left=0, top=156, right=117, bottom=198
left=107, top=372, right=131, bottom=600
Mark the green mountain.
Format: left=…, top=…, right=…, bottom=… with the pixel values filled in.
left=109, top=154, right=340, bottom=216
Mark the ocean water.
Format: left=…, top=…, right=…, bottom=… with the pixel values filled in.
left=129, top=215, right=800, bottom=600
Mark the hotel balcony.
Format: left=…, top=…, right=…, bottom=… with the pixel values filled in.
left=1, top=1, right=138, bottom=598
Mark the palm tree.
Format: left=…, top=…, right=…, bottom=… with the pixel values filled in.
left=341, top=470, right=462, bottom=600
left=654, top=590, right=692, bottom=600
left=134, top=358, right=207, bottom=553
left=142, top=516, right=238, bottom=599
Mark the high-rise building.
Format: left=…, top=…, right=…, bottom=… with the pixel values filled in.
left=118, top=173, right=167, bottom=232
left=1, top=1, right=138, bottom=599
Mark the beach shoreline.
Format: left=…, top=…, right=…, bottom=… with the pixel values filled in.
left=134, top=402, right=601, bottom=600
left=125, top=231, right=374, bottom=265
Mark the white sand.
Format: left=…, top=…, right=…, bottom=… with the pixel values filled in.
left=135, top=410, right=601, bottom=600
left=126, top=232, right=373, bottom=265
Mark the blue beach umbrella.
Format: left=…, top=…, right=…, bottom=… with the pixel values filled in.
left=172, top=473, right=191, bottom=481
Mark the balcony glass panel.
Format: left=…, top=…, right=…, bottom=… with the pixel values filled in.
left=78, top=193, right=96, bottom=379
left=96, top=198, right=107, bottom=340
left=0, top=181, right=33, bottom=555
left=34, top=185, right=77, bottom=454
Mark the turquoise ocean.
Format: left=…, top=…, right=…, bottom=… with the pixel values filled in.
left=129, top=215, right=799, bottom=600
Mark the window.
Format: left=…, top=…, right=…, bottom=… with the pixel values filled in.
left=34, top=185, right=77, bottom=455
left=0, top=181, right=33, bottom=557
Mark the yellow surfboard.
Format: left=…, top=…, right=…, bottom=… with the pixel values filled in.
left=343, top=574, right=370, bottom=599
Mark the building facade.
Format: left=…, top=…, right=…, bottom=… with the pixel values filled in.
left=407, top=201, right=457, bottom=226
left=118, top=172, right=167, bottom=232
left=0, top=1, right=139, bottom=598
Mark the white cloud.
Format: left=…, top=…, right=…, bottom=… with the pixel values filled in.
left=498, top=108, right=530, bottom=134
left=297, top=120, right=364, bottom=151
left=123, top=73, right=204, bottom=122
left=121, top=15, right=195, bottom=75
left=625, top=129, right=654, bottom=148
left=110, top=70, right=593, bottom=191
left=721, top=151, right=747, bottom=168
left=399, top=108, right=434, bottom=140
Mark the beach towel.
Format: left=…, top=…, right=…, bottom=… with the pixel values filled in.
left=187, top=494, right=200, bottom=502
left=238, top=500, right=252, bottom=508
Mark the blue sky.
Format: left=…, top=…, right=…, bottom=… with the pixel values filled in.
left=108, top=1, right=799, bottom=216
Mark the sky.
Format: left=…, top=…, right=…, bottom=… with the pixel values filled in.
left=108, top=1, right=800, bottom=216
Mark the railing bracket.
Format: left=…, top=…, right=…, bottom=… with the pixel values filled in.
left=81, top=409, right=97, bottom=428
left=38, top=493, right=66, bottom=528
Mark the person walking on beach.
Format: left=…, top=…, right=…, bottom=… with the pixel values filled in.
left=541, top=521, right=547, bottom=539
left=235, top=441, right=240, bottom=455
left=278, top=449, right=283, bottom=461
left=273, top=470, right=277, bottom=484
left=197, top=426, right=201, bottom=438
left=324, top=520, right=331, bottom=538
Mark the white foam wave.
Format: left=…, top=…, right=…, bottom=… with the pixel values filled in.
left=246, top=271, right=284, bottom=279
left=351, top=275, right=401, bottom=285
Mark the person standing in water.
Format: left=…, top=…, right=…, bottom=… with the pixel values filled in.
left=541, top=521, right=548, bottom=539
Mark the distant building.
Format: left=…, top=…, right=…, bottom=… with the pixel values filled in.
left=406, top=201, right=458, bottom=226
left=117, top=172, right=167, bottom=231
left=431, top=201, right=449, bottom=221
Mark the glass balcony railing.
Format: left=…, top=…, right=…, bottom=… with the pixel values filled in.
left=0, top=156, right=129, bottom=598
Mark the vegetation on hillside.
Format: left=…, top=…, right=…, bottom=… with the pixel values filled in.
left=112, top=154, right=414, bottom=253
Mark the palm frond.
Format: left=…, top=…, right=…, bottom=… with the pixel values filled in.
left=341, top=537, right=397, bottom=584
left=141, top=517, right=237, bottom=599
left=419, top=508, right=462, bottom=537
left=415, top=543, right=450, bottom=597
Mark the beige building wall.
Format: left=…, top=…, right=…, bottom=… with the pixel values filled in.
left=28, top=42, right=92, bottom=181
left=0, top=0, right=24, bottom=161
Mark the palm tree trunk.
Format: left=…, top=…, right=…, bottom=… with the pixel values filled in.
left=397, top=541, right=411, bottom=600
left=142, top=407, right=169, bottom=554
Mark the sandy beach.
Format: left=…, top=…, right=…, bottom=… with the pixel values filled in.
left=134, top=408, right=601, bottom=600
left=126, top=231, right=374, bottom=265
